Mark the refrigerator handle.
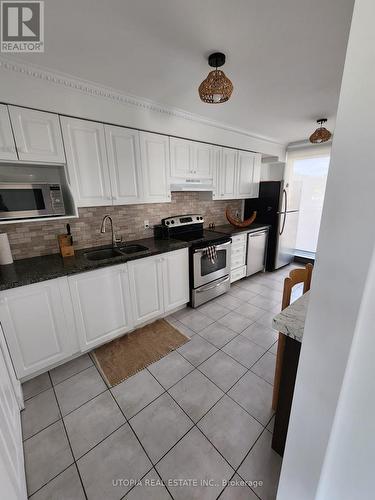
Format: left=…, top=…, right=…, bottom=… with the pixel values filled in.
left=280, top=211, right=287, bottom=235
left=282, top=188, right=288, bottom=213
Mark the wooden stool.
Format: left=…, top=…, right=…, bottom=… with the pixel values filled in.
left=272, top=263, right=313, bottom=411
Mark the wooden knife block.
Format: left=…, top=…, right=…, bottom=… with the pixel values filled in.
left=57, top=234, right=75, bottom=258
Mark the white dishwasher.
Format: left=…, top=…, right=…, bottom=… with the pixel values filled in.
left=246, top=229, right=268, bottom=277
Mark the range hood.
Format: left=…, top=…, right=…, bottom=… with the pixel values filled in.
left=170, top=179, right=213, bottom=192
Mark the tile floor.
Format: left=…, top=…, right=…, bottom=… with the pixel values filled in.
left=21, top=264, right=303, bottom=500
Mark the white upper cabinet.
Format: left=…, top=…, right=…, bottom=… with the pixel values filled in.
left=61, top=117, right=112, bottom=207
left=193, top=142, right=213, bottom=179
left=104, top=125, right=143, bottom=205
left=0, top=105, right=17, bottom=161
left=140, top=131, right=171, bottom=203
left=170, top=137, right=191, bottom=178
left=162, top=248, right=190, bottom=313
left=220, top=148, right=238, bottom=199
left=211, top=146, right=222, bottom=200
left=0, top=278, right=78, bottom=379
left=8, top=106, right=65, bottom=163
left=237, top=151, right=261, bottom=199
left=68, top=264, right=133, bottom=352
left=215, top=148, right=261, bottom=200
left=170, top=137, right=213, bottom=179
left=252, top=153, right=261, bottom=198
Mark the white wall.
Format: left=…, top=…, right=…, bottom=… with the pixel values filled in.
left=277, top=0, right=375, bottom=498
left=316, top=245, right=375, bottom=500
left=0, top=57, right=285, bottom=160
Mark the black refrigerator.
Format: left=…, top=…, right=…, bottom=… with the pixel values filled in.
left=244, top=181, right=300, bottom=271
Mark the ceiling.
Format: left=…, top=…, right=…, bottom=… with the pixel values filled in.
left=14, top=0, right=354, bottom=144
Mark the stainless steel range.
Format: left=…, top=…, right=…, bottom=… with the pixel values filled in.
left=154, top=214, right=231, bottom=307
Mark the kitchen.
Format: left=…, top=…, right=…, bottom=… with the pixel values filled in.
left=1, top=1, right=373, bottom=500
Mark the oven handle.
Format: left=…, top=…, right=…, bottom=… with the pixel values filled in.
left=194, top=240, right=231, bottom=254
left=196, top=275, right=230, bottom=292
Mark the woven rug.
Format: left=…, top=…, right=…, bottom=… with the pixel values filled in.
left=91, top=319, right=190, bottom=387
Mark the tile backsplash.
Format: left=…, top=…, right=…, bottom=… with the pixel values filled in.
left=0, top=192, right=242, bottom=260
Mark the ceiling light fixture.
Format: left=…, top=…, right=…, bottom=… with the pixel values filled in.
left=199, top=52, right=233, bottom=104
left=309, top=118, right=332, bottom=144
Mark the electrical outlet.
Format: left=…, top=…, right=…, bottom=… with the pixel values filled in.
left=144, top=220, right=150, bottom=229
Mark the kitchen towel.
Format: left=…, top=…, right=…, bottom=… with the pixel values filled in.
left=205, top=245, right=217, bottom=264
left=0, top=233, right=13, bottom=265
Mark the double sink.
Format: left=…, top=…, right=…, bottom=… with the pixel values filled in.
left=84, top=244, right=149, bottom=261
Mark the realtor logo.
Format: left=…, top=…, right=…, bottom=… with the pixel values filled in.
left=1, top=1, right=44, bottom=52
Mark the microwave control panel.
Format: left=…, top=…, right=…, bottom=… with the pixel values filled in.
left=49, top=185, right=65, bottom=214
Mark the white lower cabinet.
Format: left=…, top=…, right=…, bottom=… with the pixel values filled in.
left=128, top=248, right=189, bottom=325
left=0, top=250, right=189, bottom=379
left=0, top=278, right=79, bottom=379
left=0, top=324, right=26, bottom=500
left=128, top=254, right=165, bottom=326
left=162, top=249, right=190, bottom=313
left=230, top=233, right=248, bottom=283
left=68, top=264, right=133, bottom=352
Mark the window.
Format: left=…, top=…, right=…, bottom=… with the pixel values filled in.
left=287, top=146, right=330, bottom=257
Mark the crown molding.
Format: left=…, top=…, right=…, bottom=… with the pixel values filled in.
left=0, top=56, right=285, bottom=147
left=287, top=138, right=333, bottom=150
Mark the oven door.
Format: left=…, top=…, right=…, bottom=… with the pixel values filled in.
left=0, top=183, right=53, bottom=220
left=193, top=240, right=231, bottom=288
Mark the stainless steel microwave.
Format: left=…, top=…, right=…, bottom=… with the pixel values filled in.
left=0, top=183, right=66, bottom=221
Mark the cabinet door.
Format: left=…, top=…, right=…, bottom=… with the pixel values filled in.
left=105, top=125, right=143, bottom=205
left=220, top=148, right=238, bottom=199
left=69, top=265, right=133, bottom=351
left=128, top=255, right=164, bottom=326
left=193, top=142, right=213, bottom=179
left=140, top=132, right=171, bottom=203
left=0, top=278, right=78, bottom=379
left=251, top=153, right=261, bottom=198
left=0, top=105, right=17, bottom=161
left=0, top=327, right=27, bottom=500
left=162, top=249, right=189, bottom=313
left=170, top=137, right=191, bottom=178
left=237, top=151, right=255, bottom=199
left=61, top=117, right=112, bottom=207
left=237, top=151, right=262, bottom=199
left=9, top=106, right=65, bottom=163
left=212, top=146, right=222, bottom=200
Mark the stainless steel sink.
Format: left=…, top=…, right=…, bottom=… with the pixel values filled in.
left=84, top=244, right=149, bottom=261
left=84, top=248, right=124, bottom=261
left=118, top=244, right=148, bottom=254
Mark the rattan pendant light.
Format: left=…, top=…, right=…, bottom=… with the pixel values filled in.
left=309, top=118, right=332, bottom=143
left=199, top=52, right=233, bottom=104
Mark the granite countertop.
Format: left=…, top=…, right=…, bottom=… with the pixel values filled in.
left=0, top=237, right=190, bottom=291
left=272, top=291, right=310, bottom=343
left=214, top=223, right=270, bottom=236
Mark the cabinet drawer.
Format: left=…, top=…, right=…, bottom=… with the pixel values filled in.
left=231, top=266, right=246, bottom=283
left=231, top=254, right=246, bottom=270
left=231, top=245, right=246, bottom=258
left=231, top=233, right=247, bottom=245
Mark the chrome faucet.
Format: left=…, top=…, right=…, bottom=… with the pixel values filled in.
left=100, top=215, right=122, bottom=247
